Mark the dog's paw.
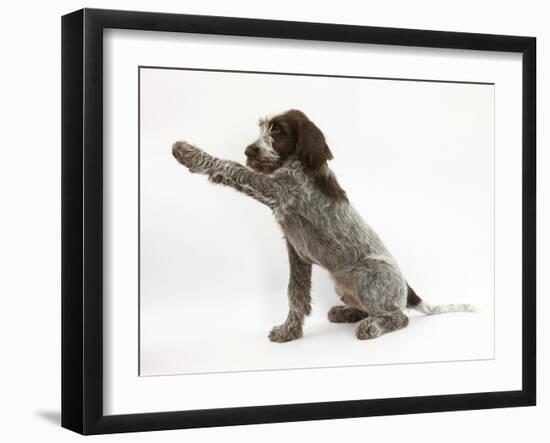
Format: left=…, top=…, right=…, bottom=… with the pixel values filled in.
left=355, top=320, right=382, bottom=340
left=268, top=324, right=303, bottom=343
left=172, top=141, right=208, bottom=173
left=172, top=140, right=195, bottom=162
left=328, top=305, right=368, bottom=323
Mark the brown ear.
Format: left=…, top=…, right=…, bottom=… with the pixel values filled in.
left=296, top=120, right=333, bottom=175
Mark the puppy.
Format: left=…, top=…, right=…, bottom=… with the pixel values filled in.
left=173, top=109, right=475, bottom=342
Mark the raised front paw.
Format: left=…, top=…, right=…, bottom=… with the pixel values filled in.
left=268, top=324, right=303, bottom=343
left=172, top=141, right=208, bottom=173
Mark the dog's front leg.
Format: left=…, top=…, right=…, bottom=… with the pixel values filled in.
left=269, top=242, right=312, bottom=343
left=172, top=141, right=278, bottom=208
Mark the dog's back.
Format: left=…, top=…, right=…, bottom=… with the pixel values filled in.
left=272, top=159, right=397, bottom=274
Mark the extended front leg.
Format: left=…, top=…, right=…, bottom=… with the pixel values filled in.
left=269, top=242, right=312, bottom=343
left=172, top=141, right=278, bottom=208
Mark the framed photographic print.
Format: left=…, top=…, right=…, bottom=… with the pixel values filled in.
left=61, top=8, right=536, bottom=435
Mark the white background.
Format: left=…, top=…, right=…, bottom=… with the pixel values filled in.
left=139, top=68, right=495, bottom=376
left=0, top=1, right=547, bottom=442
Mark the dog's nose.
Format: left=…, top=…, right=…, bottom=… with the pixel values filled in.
left=245, top=144, right=259, bottom=158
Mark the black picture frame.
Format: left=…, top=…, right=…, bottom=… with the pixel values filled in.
left=62, top=8, right=536, bottom=435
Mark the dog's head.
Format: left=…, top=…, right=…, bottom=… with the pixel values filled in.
left=245, top=110, right=347, bottom=201
left=244, top=109, right=332, bottom=174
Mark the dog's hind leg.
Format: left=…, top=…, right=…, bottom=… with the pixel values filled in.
left=328, top=306, right=368, bottom=323
left=351, top=258, right=409, bottom=339
left=269, top=241, right=312, bottom=343
left=356, top=309, right=409, bottom=340
left=329, top=279, right=369, bottom=323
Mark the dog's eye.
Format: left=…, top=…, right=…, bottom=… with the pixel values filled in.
left=271, top=125, right=280, bottom=135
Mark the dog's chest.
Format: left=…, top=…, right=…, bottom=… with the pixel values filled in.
left=273, top=208, right=325, bottom=265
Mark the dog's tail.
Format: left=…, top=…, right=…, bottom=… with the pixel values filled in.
left=406, top=284, right=477, bottom=314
